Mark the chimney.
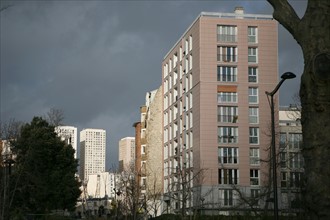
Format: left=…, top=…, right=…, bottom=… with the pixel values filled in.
left=234, top=6, right=244, bottom=14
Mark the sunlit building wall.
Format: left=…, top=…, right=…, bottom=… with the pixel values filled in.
left=56, top=126, right=78, bottom=159
left=80, top=128, right=106, bottom=181
left=162, top=7, right=278, bottom=214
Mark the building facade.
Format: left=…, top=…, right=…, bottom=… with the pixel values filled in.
left=279, top=106, right=303, bottom=214
left=80, top=128, right=106, bottom=181
left=162, top=8, right=278, bottom=214
left=118, top=137, right=135, bottom=172
left=55, top=126, right=78, bottom=159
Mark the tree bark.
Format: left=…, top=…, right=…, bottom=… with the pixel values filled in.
left=268, top=0, right=330, bottom=219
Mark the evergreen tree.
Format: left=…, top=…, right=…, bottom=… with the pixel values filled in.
left=9, top=117, right=81, bottom=216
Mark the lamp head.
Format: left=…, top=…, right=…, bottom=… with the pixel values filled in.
left=281, top=72, right=296, bottom=80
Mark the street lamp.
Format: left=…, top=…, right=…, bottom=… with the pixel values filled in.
left=265, top=72, right=296, bottom=220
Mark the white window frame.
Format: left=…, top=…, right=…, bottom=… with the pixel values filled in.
left=221, top=189, right=234, bottom=206
left=249, top=127, right=259, bottom=144
left=219, top=169, right=239, bottom=185
left=217, top=25, right=237, bottom=42
left=217, top=66, right=237, bottom=82
left=141, top=145, right=146, bottom=155
left=248, top=67, right=258, bottom=83
left=217, top=46, right=237, bottom=62
left=218, top=106, right=238, bottom=123
left=218, top=92, right=238, bottom=104
left=248, top=87, right=258, bottom=104
left=218, top=147, right=239, bottom=164
left=248, top=47, right=258, bottom=63
left=249, top=148, right=260, bottom=165
left=249, top=107, right=259, bottom=124
left=250, top=169, right=260, bottom=186
left=248, top=26, right=258, bottom=43
left=218, top=126, right=238, bottom=144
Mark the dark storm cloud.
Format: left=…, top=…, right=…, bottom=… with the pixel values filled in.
left=1, top=0, right=307, bottom=168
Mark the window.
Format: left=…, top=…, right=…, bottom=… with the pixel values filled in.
left=290, top=172, right=303, bottom=188
left=218, top=169, right=239, bottom=185
left=219, top=189, right=234, bottom=206
left=248, top=26, right=258, bottom=43
left=218, top=106, right=238, bottom=123
left=250, top=189, right=260, bottom=206
left=248, top=47, right=258, bottom=63
left=249, top=127, right=259, bottom=144
left=218, top=147, right=238, bottom=164
left=141, top=177, right=147, bottom=188
left=218, top=92, right=237, bottom=103
left=289, top=152, right=303, bottom=169
left=280, top=133, right=287, bottom=149
left=141, top=145, right=146, bottom=154
left=217, top=46, right=237, bottom=62
left=217, top=66, right=237, bottom=82
left=249, top=107, right=259, bottom=124
left=281, top=172, right=287, bottom=187
left=248, top=67, right=258, bottom=83
left=288, top=133, right=302, bottom=150
left=249, top=148, right=260, bottom=165
left=141, top=161, right=146, bottom=173
left=217, top=25, right=237, bottom=42
left=248, top=87, right=258, bottom=104
left=250, top=169, right=259, bottom=185
left=280, top=152, right=287, bottom=168
left=218, top=127, right=238, bottom=144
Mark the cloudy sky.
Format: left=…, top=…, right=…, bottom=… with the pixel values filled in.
left=1, top=0, right=307, bottom=169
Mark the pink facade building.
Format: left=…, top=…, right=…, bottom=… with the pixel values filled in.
left=162, top=8, right=278, bottom=214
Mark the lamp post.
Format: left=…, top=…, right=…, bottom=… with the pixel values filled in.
left=265, top=72, right=296, bottom=220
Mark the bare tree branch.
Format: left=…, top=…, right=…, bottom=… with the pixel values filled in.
left=0, top=4, right=13, bottom=12
left=267, top=0, right=301, bottom=43
left=45, top=108, right=64, bottom=126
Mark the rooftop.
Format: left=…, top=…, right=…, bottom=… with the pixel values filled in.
left=164, top=7, right=273, bottom=60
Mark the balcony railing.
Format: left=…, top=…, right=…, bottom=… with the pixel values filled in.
left=217, top=34, right=237, bottom=43
left=217, top=54, right=237, bottom=62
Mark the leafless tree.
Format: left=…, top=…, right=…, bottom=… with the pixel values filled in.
left=117, top=163, right=145, bottom=220
left=45, top=107, right=64, bottom=127
left=164, top=163, right=206, bottom=219
left=0, top=118, right=23, bottom=141
left=145, top=172, right=163, bottom=218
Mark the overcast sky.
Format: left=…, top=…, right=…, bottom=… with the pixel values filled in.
left=0, top=0, right=307, bottom=169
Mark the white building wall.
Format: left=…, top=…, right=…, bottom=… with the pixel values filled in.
left=86, top=172, right=119, bottom=199
left=80, top=128, right=106, bottom=181
left=55, top=126, right=78, bottom=159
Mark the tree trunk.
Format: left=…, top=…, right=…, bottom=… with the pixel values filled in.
left=267, top=0, right=330, bottom=219
left=298, top=3, right=330, bottom=219
left=300, top=51, right=330, bottom=219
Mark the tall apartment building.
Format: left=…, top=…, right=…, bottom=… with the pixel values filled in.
left=80, top=128, right=106, bottom=181
left=118, top=137, right=135, bottom=172
left=162, top=8, right=278, bottom=214
left=55, top=126, right=78, bottom=159
left=279, top=105, right=303, bottom=213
